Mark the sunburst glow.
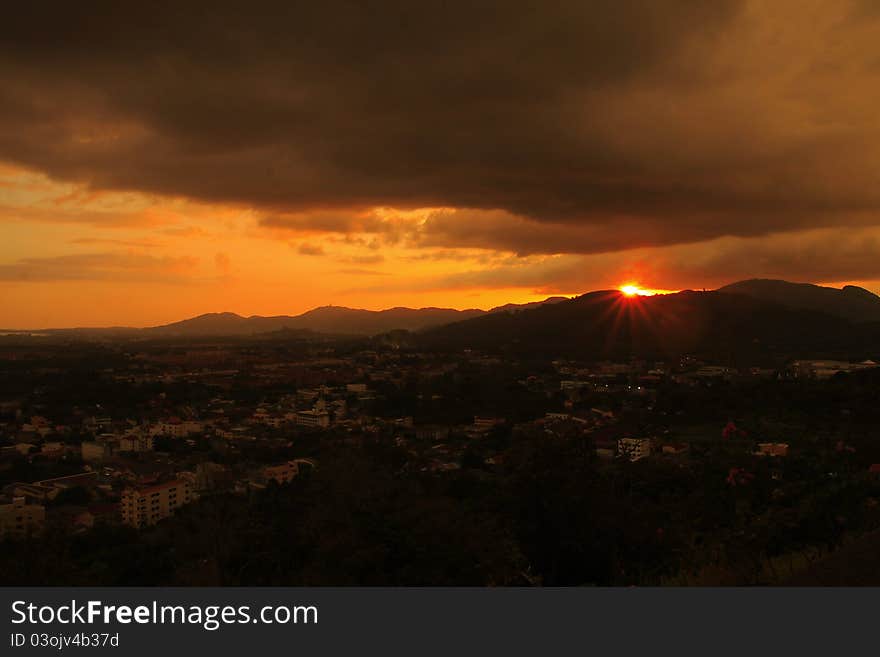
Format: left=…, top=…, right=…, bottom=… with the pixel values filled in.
left=619, top=284, right=675, bottom=297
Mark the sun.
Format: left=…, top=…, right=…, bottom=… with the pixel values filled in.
left=618, top=283, right=677, bottom=297
left=620, top=284, right=646, bottom=297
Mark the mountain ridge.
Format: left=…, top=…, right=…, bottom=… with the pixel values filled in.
left=138, top=296, right=571, bottom=336
left=718, top=279, right=880, bottom=322
left=416, top=287, right=880, bottom=361
left=5, top=279, right=880, bottom=340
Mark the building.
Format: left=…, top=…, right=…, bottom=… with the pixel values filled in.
left=694, top=366, right=731, bottom=379
left=81, top=440, right=114, bottom=462
left=593, top=436, right=617, bottom=460
left=119, top=434, right=154, bottom=452
left=473, top=416, right=504, bottom=431
left=40, top=442, right=66, bottom=458
left=792, top=360, right=878, bottom=380
left=6, top=482, right=59, bottom=503
left=415, top=425, right=450, bottom=441
left=618, top=437, right=652, bottom=462
left=7, top=472, right=99, bottom=505
left=36, top=472, right=98, bottom=490
left=264, top=461, right=301, bottom=485
left=0, top=497, right=45, bottom=539
left=260, top=458, right=317, bottom=487
left=755, top=443, right=789, bottom=457
left=295, top=410, right=330, bottom=428
left=121, top=480, right=192, bottom=528
left=150, top=421, right=203, bottom=438
left=661, top=443, right=689, bottom=456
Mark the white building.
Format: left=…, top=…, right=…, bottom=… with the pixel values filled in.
left=121, top=480, right=192, bottom=529
left=618, top=437, right=652, bottom=462
left=295, top=410, right=330, bottom=429
left=0, top=497, right=45, bottom=539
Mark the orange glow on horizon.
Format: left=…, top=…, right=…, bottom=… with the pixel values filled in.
left=619, top=284, right=676, bottom=297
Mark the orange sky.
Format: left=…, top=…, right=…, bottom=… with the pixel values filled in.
left=0, top=165, right=558, bottom=327
left=1, top=162, right=878, bottom=328
left=3, top=1, right=880, bottom=328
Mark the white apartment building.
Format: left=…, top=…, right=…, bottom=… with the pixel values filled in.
left=121, top=480, right=192, bottom=529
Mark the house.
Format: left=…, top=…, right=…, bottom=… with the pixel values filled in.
left=5, top=482, right=58, bottom=504
left=119, top=434, right=154, bottom=453
left=264, top=461, right=300, bottom=485
left=791, top=360, right=878, bottom=380
left=473, top=416, right=504, bottom=432
left=150, top=420, right=204, bottom=438
left=593, top=437, right=617, bottom=460
left=0, top=496, right=45, bottom=539
left=295, top=410, right=330, bottom=428
left=618, top=437, right=652, bottom=462
left=694, top=366, right=731, bottom=379
left=416, top=425, right=449, bottom=441
left=36, top=472, right=99, bottom=490
left=755, top=443, right=789, bottom=457
left=81, top=440, right=114, bottom=462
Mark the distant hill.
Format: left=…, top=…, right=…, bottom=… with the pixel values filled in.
left=418, top=289, right=880, bottom=362
left=144, top=297, right=568, bottom=337
left=718, top=279, right=880, bottom=323
left=146, top=307, right=483, bottom=337
left=488, top=296, right=569, bottom=314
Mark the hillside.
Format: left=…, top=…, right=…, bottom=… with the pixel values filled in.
left=718, top=279, right=880, bottom=323
left=145, top=307, right=482, bottom=337
left=144, top=297, right=568, bottom=337
left=418, top=289, right=880, bottom=362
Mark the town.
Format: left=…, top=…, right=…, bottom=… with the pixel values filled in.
left=2, top=332, right=880, bottom=585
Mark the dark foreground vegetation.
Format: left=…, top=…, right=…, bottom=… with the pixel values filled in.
left=6, top=378, right=880, bottom=586
left=4, top=316, right=880, bottom=586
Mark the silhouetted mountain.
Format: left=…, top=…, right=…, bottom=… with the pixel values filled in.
left=719, top=279, right=880, bottom=322
left=144, top=297, right=570, bottom=336
left=147, top=312, right=263, bottom=336
left=488, top=296, right=569, bottom=313
left=146, top=307, right=478, bottom=337
left=281, top=306, right=488, bottom=335
left=2, top=297, right=569, bottom=338
left=419, top=289, right=880, bottom=362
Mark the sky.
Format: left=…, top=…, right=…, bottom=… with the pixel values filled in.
left=3, top=0, right=880, bottom=328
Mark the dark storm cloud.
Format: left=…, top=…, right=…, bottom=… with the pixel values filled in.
left=667, top=228, right=880, bottom=286
left=3, top=0, right=880, bottom=255
left=389, top=228, right=880, bottom=295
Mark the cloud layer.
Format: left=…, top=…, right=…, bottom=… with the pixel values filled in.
left=4, top=1, right=880, bottom=254
left=0, top=252, right=197, bottom=283
left=4, top=0, right=880, bottom=325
